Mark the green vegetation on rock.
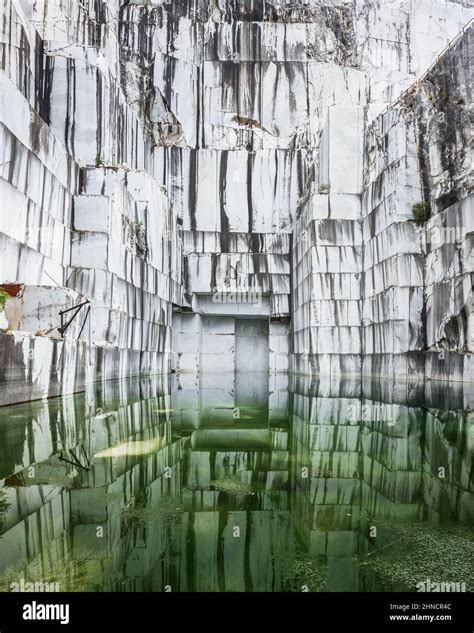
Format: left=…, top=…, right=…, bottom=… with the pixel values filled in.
left=412, top=202, right=431, bottom=226
left=0, top=290, right=10, bottom=311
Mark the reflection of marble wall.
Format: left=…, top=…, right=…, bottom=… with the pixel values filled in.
left=0, top=376, right=177, bottom=583
left=170, top=371, right=292, bottom=591
left=290, top=377, right=363, bottom=591
left=423, top=410, right=473, bottom=525
left=288, top=375, right=473, bottom=591
left=0, top=372, right=294, bottom=591
left=0, top=375, right=471, bottom=592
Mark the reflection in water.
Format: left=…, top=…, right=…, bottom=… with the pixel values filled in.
left=0, top=373, right=472, bottom=592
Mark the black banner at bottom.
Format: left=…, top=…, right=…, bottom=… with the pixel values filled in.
left=0, top=592, right=471, bottom=633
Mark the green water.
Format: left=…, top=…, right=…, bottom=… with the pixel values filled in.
left=0, top=373, right=472, bottom=593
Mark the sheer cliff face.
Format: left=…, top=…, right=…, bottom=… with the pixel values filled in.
left=0, top=0, right=474, bottom=403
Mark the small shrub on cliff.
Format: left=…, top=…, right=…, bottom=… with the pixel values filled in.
left=319, top=183, right=330, bottom=194
left=412, top=202, right=430, bottom=226
left=0, top=290, right=10, bottom=312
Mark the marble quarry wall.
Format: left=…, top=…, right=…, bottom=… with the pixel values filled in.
left=0, top=0, right=182, bottom=404
left=362, top=24, right=474, bottom=382
left=290, top=1, right=474, bottom=382
left=1, top=0, right=474, bottom=405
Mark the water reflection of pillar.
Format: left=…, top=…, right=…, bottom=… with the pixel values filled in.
left=361, top=402, right=423, bottom=523
left=288, top=376, right=363, bottom=592
left=288, top=381, right=311, bottom=548
left=359, top=401, right=424, bottom=592
left=171, top=371, right=293, bottom=592
left=423, top=410, right=473, bottom=525
left=311, top=391, right=362, bottom=591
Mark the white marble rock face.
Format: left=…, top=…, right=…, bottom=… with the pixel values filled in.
left=0, top=0, right=473, bottom=403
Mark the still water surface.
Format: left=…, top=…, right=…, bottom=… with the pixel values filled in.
left=0, top=373, right=472, bottom=592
